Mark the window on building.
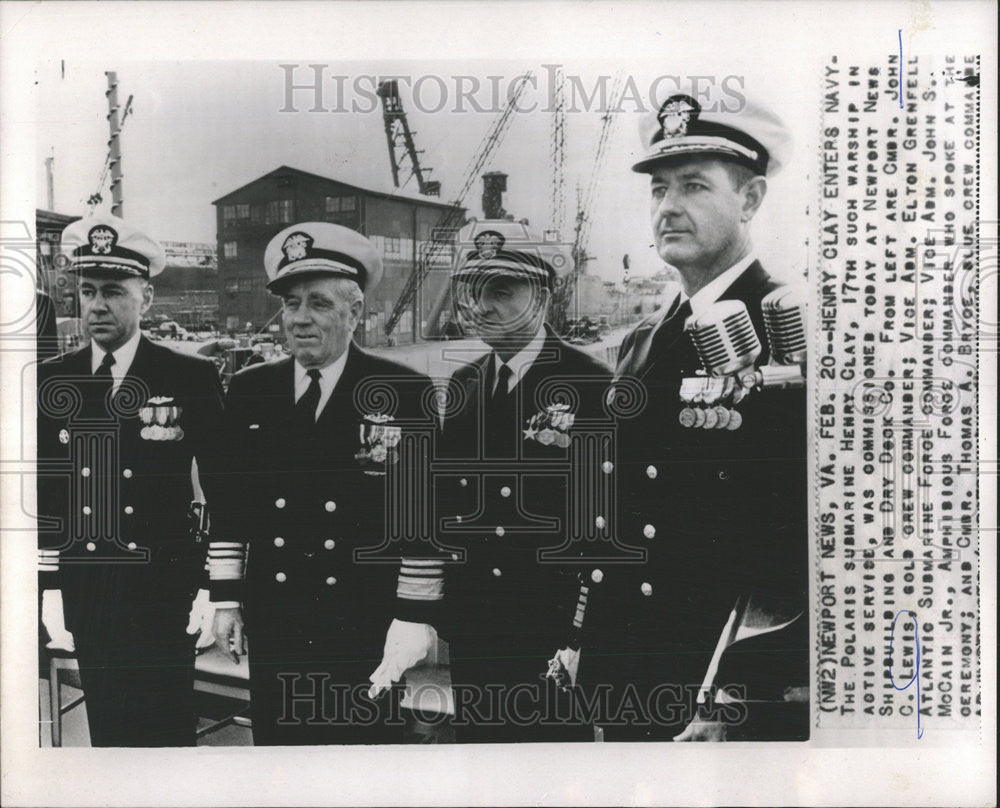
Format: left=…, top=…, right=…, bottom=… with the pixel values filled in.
left=325, top=196, right=357, bottom=214
left=225, top=276, right=267, bottom=295
left=223, top=241, right=238, bottom=259
left=325, top=195, right=357, bottom=214
left=385, top=236, right=401, bottom=255
left=236, top=204, right=250, bottom=219
left=265, top=199, right=294, bottom=225
left=222, top=205, right=236, bottom=226
left=251, top=204, right=263, bottom=225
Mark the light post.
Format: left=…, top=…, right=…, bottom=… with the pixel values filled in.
left=622, top=273, right=630, bottom=326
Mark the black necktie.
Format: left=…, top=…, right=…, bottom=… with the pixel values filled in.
left=650, top=297, right=692, bottom=353
left=88, top=351, right=115, bottom=417
left=492, top=362, right=513, bottom=401
left=486, top=361, right=516, bottom=457
left=296, top=369, right=322, bottom=429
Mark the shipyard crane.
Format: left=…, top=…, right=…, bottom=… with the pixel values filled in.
left=383, top=72, right=534, bottom=338
left=88, top=72, right=133, bottom=214
left=376, top=80, right=441, bottom=196
left=548, top=72, right=625, bottom=335
left=549, top=66, right=567, bottom=238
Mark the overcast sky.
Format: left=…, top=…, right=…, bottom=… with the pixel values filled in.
left=35, top=58, right=813, bottom=285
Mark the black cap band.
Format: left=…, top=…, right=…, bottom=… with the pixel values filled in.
left=455, top=249, right=557, bottom=287
left=277, top=247, right=366, bottom=276
left=650, top=119, right=770, bottom=175
left=69, top=244, right=151, bottom=277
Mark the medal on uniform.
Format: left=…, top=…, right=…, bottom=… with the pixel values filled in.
left=691, top=407, right=707, bottom=428
left=139, top=396, right=184, bottom=440
left=709, top=378, right=727, bottom=402
left=702, top=406, right=719, bottom=429
left=716, top=378, right=745, bottom=430
left=713, top=405, right=731, bottom=429
left=678, top=377, right=703, bottom=428
left=700, top=379, right=725, bottom=429
left=524, top=403, right=575, bottom=447
left=355, top=413, right=400, bottom=474
left=692, top=376, right=714, bottom=428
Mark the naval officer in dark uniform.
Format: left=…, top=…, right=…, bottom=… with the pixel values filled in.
left=209, top=222, right=434, bottom=745
left=375, top=223, right=612, bottom=742
left=580, top=89, right=809, bottom=741
left=37, top=213, right=226, bottom=746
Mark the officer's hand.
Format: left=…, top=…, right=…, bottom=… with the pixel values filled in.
left=368, top=619, right=435, bottom=698
left=41, top=589, right=75, bottom=652
left=185, top=589, right=217, bottom=650
left=673, top=714, right=727, bottom=742
left=212, top=607, right=245, bottom=664
left=546, top=646, right=581, bottom=688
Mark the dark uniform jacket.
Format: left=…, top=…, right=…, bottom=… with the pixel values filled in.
left=433, top=326, right=611, bottom=741
left=209, top=344, right=434, bottom=745
left=580, top=261, right=808, bottom=741
left=37, top=336, right=225, bottom=745
left=36, top=290, right=59, bottom=361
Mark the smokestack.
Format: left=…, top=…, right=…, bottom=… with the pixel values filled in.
left=105, top=71, right=123, bottom=216
left=482, top=171, right=508, bottom=220
left=44, top=153, right=54, bottom=211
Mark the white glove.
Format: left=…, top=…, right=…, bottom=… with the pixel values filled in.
left=673, top=701, right=728, bottom=742
left=185, top=588, right=217, bottom=650
left=545, top=646, right=581, bottom=688
left=555, top=646, right=581, bottom=687
left=41, top=589, right=75, bottom=652
left=368, top=619, right=435, bottom=698
left=673, top=715, right=727, bottom=742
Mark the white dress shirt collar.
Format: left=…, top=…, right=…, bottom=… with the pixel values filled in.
left=685, top=253, right=758, bottom=317
left=492, top=324, right=547, bottom=394
left=90, top=329, right=142, bottom=389
left=294, top=347, right=350, bottom=419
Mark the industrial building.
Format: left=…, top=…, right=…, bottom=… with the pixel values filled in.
left=212, top=166, right=465, bottom=346
left=151, top=242, right=218, bottom=329
left=36, top=209, right=82, bottom=319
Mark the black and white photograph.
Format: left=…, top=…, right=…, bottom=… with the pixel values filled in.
left=1, top=1, right=995, bottom=805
